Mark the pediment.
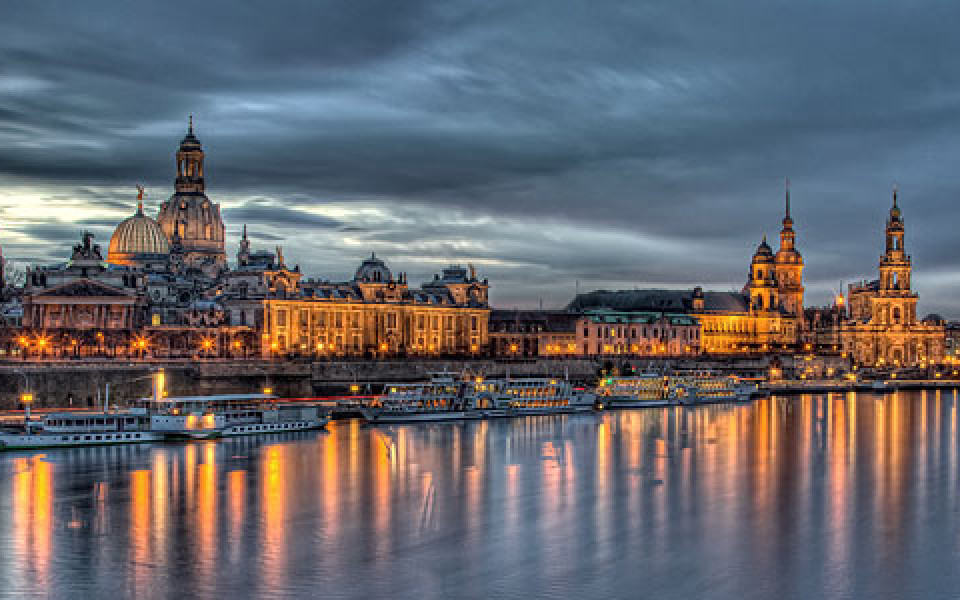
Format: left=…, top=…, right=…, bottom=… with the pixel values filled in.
left=39, top=279, right=134, bottom=298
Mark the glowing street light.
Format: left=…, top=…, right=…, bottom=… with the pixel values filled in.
left=20, top=392, right=34, bottom=427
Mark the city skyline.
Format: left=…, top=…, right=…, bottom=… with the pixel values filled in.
left=3, top=2, right=960, bottom=315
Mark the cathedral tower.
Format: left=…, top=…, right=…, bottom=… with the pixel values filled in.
left=876, top=186, right=917, bottom=325
left=747, top=236, right=779, bottom=313
left=156, top=117, right=227, bottom=274
left=774, top=179, right=804, bottom=316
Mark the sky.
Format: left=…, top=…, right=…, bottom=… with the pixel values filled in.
left=2, top=1, right=960, bottom=315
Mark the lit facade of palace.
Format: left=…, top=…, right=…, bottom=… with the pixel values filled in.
left=837, top=190, right=944, bottom=366
left=569, top=186, right=805, bottom=355
left=576, top=309, right=700, bottom=356
left=223, top=250, right=490, bottom=358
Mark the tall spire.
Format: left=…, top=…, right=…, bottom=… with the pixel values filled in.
left=135, top=184, right=145, bottom=215
left=892, top=183, right=898, bottom=209
left=780, top=176, right=794, bottom=231
left=188, top=114, right=194, bottom=135
left=242, top=224, right=247, bottom=240
left=785, top=177, right=791, bottom=219
left=785, top=177, right=790, bottom=219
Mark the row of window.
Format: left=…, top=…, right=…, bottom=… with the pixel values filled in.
left=232, top=423, right=304, bottom=432
left=55, top=433, right=145, bottom=442
left=274, top=309, right=481, bottom=332
left=48, top=417, right=148, bottom=427
left=584, top=326, right=699, bottom=340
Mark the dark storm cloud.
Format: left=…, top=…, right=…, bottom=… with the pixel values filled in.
left=4, top=1, right=960, bottom=313
left=224, top=200, right=342, bottom=230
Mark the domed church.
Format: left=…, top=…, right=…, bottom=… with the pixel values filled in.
left=156, top=117, right=227, bottom=273
left=107, top=186, right=170, bottom=269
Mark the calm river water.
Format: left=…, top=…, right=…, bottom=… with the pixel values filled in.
left=3, top=391, right=960, bottom=599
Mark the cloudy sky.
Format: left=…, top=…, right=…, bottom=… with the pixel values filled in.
left=2, top=1, right=960, bottom=315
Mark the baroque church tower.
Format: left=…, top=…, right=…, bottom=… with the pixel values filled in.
left=841, top=186, right=941, bottom=366
left=774, top=179, right=804, bottom=316
left=156, top=117, right=227, bottom=274
left=747, top=236, right=779, bottom=313
left=875, top=187, right=917, bottom=325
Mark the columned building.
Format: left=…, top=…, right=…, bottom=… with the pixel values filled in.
left=21, top=232, right=147, bottom=357
left=223, top=248, right=491, bottom=358
left=156, top=117, right=227, bottom=275
left=576, top=309, right=700, bottom=356
left=839, top=189, right=944, bottom=366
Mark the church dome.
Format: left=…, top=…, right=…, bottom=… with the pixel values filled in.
left=154, top=117, right=227, bottom=270
left=108, top=200, right=170, bottom=267
left=354, top=253, right=393, bottom=283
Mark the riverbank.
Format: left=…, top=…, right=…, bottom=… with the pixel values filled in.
left=0, top=354, right=857, bottom=409
left=763, top=378, right=960, bottom=395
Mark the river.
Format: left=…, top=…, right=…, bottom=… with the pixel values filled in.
left=2, top=391, right=959, bottom=599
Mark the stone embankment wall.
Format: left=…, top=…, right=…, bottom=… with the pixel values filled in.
left=0, top=355, right=795, bottom=409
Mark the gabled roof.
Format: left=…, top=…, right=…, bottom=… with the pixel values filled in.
left=568, top=288, right=749, bottom=314
left=34, top=278, right=136, bottom=298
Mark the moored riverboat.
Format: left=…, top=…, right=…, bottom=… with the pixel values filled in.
left=467, top=377, right=596, bottom=417
left=0, top=409, right=165, bottom=450
left=669, top=372, right=756, bottom=405
left=149, top=394, right=330, bottom=439
left=361, top=375, right=475, bottom=423
left=595, top=374, right=672, bottom=408
left=362, top=374, right=596, bottom=424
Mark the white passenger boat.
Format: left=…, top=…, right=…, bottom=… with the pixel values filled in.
left=362, top=375, right=596, bottom=424
left=468, top=377, right=596, bottom=417
left=0, top=409, right=165, bottom=450
left=669, top=372, right=756, bottom=405
left=594, top=372, right=756, bottom=408
left=360, top=375, right=474, bottom=423
left=149, top=394, right=330, bottom=439
left=595, top=374, right=672, bottom=408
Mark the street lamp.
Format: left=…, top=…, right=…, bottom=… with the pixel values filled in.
left=21, top=392, right=33, bottom=429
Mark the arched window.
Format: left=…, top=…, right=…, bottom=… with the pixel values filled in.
left=893, top=307, right=901, bottom=323
left=892, top=272, right=898, bottom=289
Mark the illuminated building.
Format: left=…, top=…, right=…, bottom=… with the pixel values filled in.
left=224, top=248, right=490, bottom=358
left=488, top=310, right=578, bottom=357
left=21, top=232, right=146, bottom=357
left=107, top=186, right=171, bottom=270
left=576, top=309, right=699, bottom=356
left=155, top=117, right=227, bottom=275
left=837, top=189, right=944, bottom=366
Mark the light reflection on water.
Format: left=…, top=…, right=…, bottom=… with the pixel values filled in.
left=2, top=392, right=960, bottom=598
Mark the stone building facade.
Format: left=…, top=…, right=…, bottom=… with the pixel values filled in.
left=155, top=117, right=227, bottom=275
left=838, top=190, right=944, bottom=366
left=223, top=251, right=491, bottom=358
left=576, top=309, right=700, bottom=356
left=488, top=310, right=579, bottom=357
